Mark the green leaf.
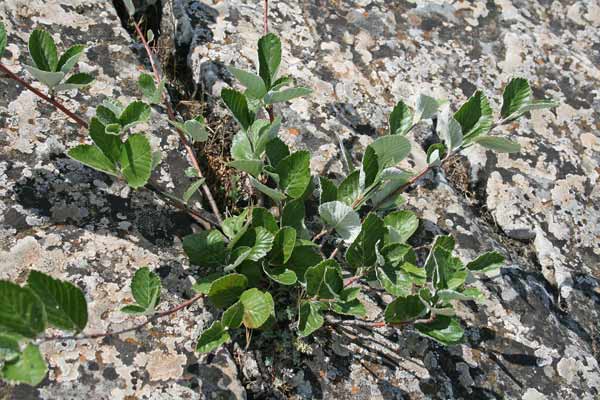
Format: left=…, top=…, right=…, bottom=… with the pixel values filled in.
left=222, top=301, right=244, bottom=329
left=276, top=151, right=311, bottom=199
left=362, top=135, right=411, bottom=187
left=183, top=178, right=206, bottom=204
left=1, top=344, right=47, bottom=386
left=257, top=33, right=282, bottom=87
left=263, top=265, right=297, bottom=285
left=238, top=261, right=263, bottom=287
left=229, top=159, right=263, bottom=177
left=454, top=90, right=493, bottom=140
left=337, top=170, right=361, bottom=206
left=437, top=106, right=463, bottom=151
left=473, top=136, right=520, bottom=153
left=0, top=22, right=7, bottom=59
left=119, top=101, right=151, bottom=130
left=23, top=65, right=64, bottom=89
left=298, top=301, right=324, bottom=337
left=381, top=243, right=417, bottom=267
left=500, top=77, right=531, bottom=119
left=67, top=144, right=118, bottom=176
left=231, top=130, right=255, bottom=161
left=285, top=245, right=322, bottom=283
left=466, top=251, right=504, bottom=274
left=88, top=117, right=121, bottom=163
left=26, top=271, right=88, bottom=333
left=192, top=274, right=223, bottom=296
left=28, top=29, right=58, bottom=71
left=129, top=267, right=161, bottom=310
left=346, top=213, right=386, bottom=269
left=319, top=177, right=338, bottom=204
left=376, top=265, right=412, bottom=297
left=184, top=119, right=209, bottom=142
left=281, top=198, right=306, bottom=234
left=426, top=143, right=446, bottom=166
left=208, top=274, right=248, bottom=308
left=305, top=260, right=343, bottom=299
left=368, top=135, right=412, bottom=170
left=437, top=288, right=484, bottom=303
left=120, top=134, right=153, bottom=189
left=138, top=73, right=164, bottom=104
left=266, top=137, right=290, bottom=167
left=384, top=210, right=419, bottom=244
left=228, top=66, right=267, bottom=99
left=95, top=105, right=120, bottom=126
left=222, top=88, right=254, bottom=130
left=414, top=94, right=439, bottom=121
left=0, top=334, right=20, bottom=362
left=196, top=321, right=230, bottom=353
left=384, top=295, right=428, bottom=323
left=270, top=227, right=296, bottom=265
left=271, top=75, right=293, bottom=91
left=55, top=72, right=94, bottom=91
left=120, top=304, right=147, bottom=315
left=429, top=246, right=467, bottom=290
left=253, top=118, right=281, bottom=157
left=244, top=227, right=275, bottom=261
left=240, top=289, right=273, bottom=329
left=122, top=0, right=136, bottom=16
left=251, top=208, right=278, bottom=234
left=102, top=99, right=124, bottom=116
left=0, top=281, right=46, bottom=338
left=519, top=99, right=559, bottom=114
left=183, top=230, right=228, bottom=267
left=264, top=87, right=312, bottom=104
left=250, top=177, right=286, bottom=202
left=56, top=44, right=85, bottom=73
left=319, top=201, right=361, bottom=243
left=389, top=100, right=413, bottom=135
left=330, top=299, right=366, bottom=317
left=400, top=262, right=426, bottom=285
left=414, top=316, right=464, bottom=345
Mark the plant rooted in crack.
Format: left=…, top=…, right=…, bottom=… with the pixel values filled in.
left=0, top=11, right=558, bottom=387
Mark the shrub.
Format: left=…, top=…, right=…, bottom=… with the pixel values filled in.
left=0, top=14, right=557, bottom=386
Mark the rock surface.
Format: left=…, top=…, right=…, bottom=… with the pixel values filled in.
left=1, top=0, right=599, bottom=399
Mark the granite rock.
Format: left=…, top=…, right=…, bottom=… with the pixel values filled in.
left=1, top=0, right=599, bottom=399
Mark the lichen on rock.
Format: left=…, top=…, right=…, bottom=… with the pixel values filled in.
left=1, top=0, right=599, bottom=399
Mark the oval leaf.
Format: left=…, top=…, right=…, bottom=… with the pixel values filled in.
left=119, top=134, right=153, bottom=189
left=27, top=271, right=88, bottom=333
left=208, top=274, right=248, bottom=308
left=196, top=321, right=230, bottom=353
left=0, top=282, right=46, bottom=338
left=1, top=344, right=47, bottom=385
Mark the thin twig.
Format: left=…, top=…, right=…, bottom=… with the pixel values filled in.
left=0, top=63, right=88, bottom=129
left=371, top=152, right=455, bottom=211
left=143, top=183, right=216, bottom=229
left=262, top=0, right=275, bottom=123
left=312, top=228, right=330, bottom=242
left=264, top=0, right=269, bottom=34
left=40, top=294, right=204, bottom=343
left=343, top=275, right=362, bottom=287
left=132, top=21, right=223, bottom=225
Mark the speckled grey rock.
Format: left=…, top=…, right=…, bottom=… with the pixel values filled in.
left=1, top=0, right=599, bottom=399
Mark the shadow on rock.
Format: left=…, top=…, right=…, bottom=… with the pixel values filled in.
left=10, top=157, right=195, bottom=247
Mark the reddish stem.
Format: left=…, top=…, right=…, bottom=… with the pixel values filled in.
left=133, top=22, right=223, bottom=226
left=264, top=0, right=269, bottom=34
left=0, top=63, right=88, bottom=129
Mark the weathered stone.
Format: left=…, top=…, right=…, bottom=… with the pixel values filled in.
left=1, top=0, right=599, bottom=399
